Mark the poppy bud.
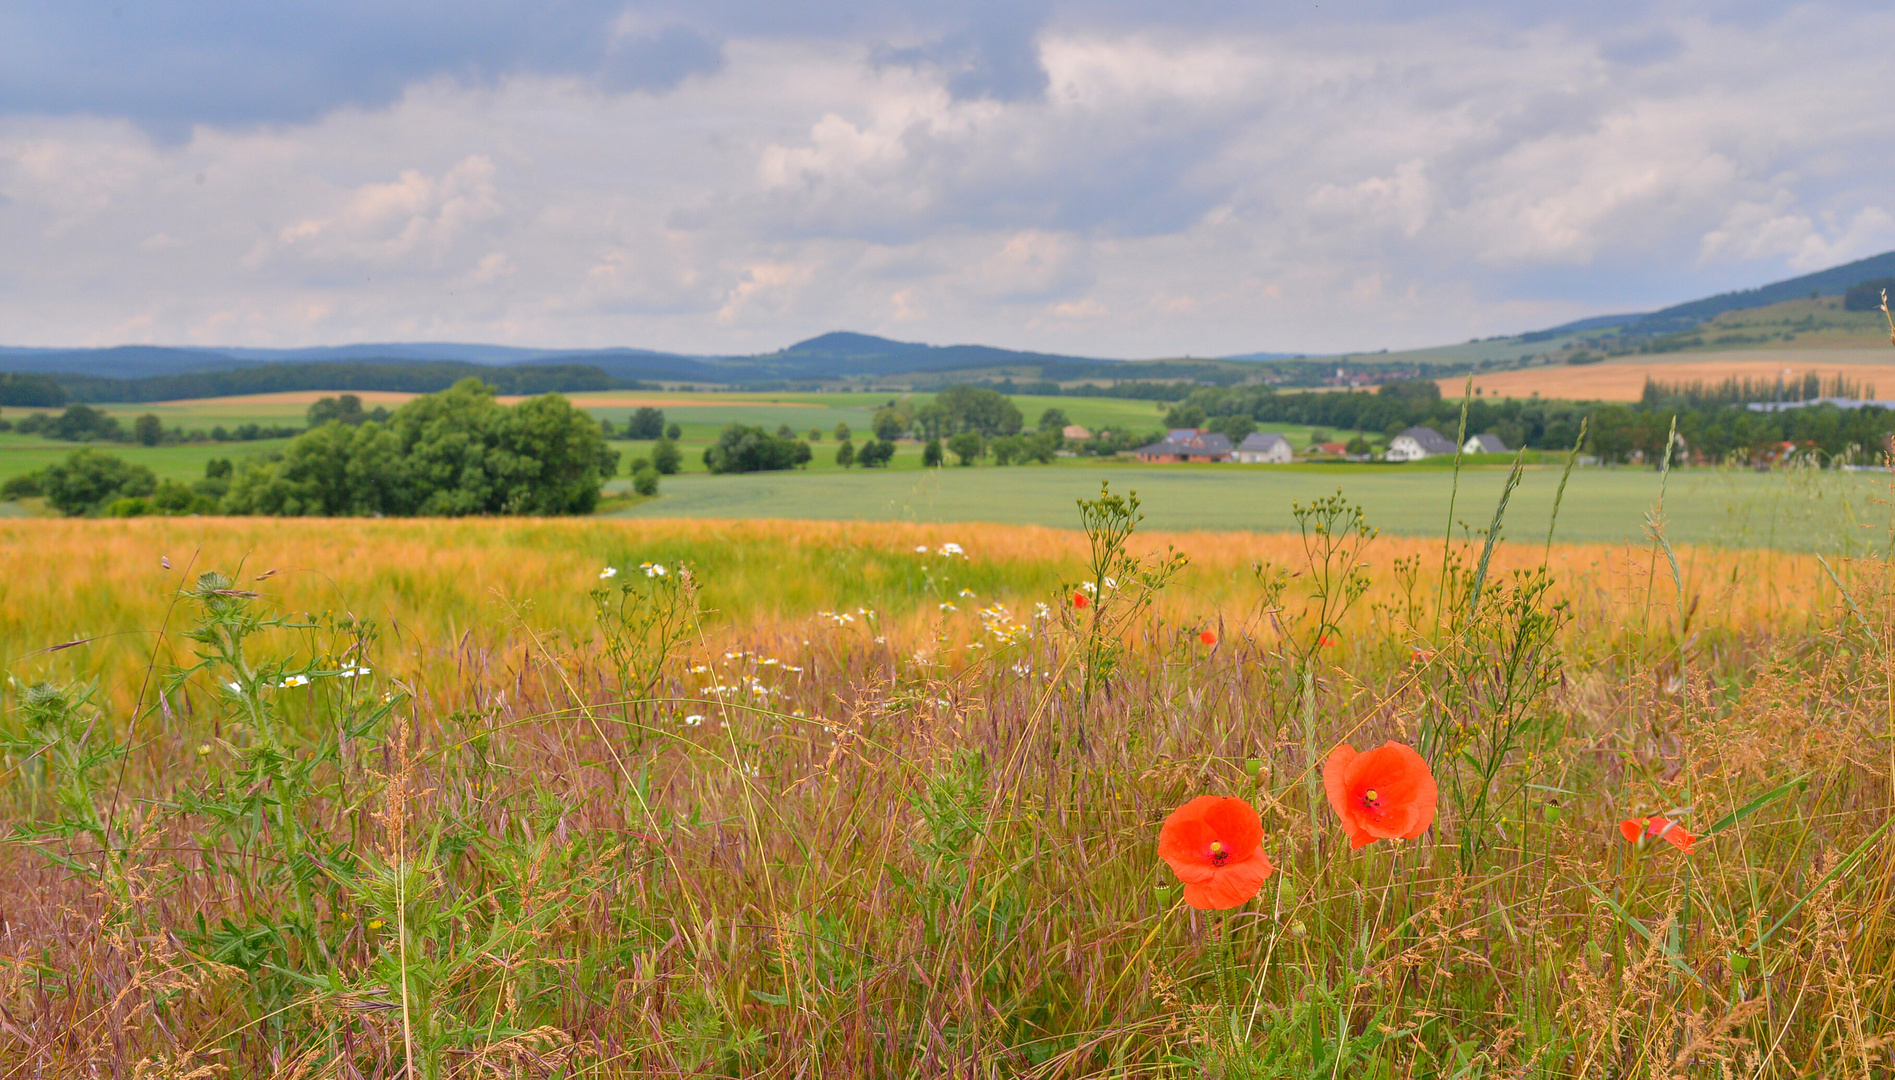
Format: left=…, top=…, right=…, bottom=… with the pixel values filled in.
left=1244, top=757, right=1263, bottom=781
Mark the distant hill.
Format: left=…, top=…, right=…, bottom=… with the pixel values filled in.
left=7, top=247, right=1894, bottom=399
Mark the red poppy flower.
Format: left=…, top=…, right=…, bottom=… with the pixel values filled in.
left=1157, top=796, right=1275, bottom=909
left=1323, top=742, right=1438, bottom=850
left=1072, top=592, right=1090, bottom=609
left=1199, top=628, right=1217, bottom=646
left=1319, top=635, right=1337, bottom=647
left=1619, top=816, right=1695, bottom=853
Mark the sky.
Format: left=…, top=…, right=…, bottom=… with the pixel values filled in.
left=2, top=1, right=1893, bottom=358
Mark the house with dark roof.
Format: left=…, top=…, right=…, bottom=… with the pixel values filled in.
left=1386, top=426, right=1458, bottom=462
left=1234, top=432, right=1293, bottom=463
left=1463, top=433, right=1510, bottom=454
left=1133, top=430, right=1234, bottom=463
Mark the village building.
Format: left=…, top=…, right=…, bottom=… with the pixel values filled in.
left=1234, top=432, right=1294, bottom=464
left=1386, top=426, right=1458, bottom=462
left=1463, top=433, right=1510, bottom=454
left=1061, top=424, right=1093, bottom=441
left=1133, top=430, right=1235, bottom=463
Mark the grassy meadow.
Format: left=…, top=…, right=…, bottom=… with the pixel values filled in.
left=609, top=461, right=1889, bottom=553
left=2, top=460, right=1893, bottom=1076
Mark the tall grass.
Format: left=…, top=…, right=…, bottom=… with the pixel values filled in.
left=0, top=492, right=1890, bottom=1076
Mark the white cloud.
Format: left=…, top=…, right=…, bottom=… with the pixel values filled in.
left=1, top=6, right=1893, bottom=356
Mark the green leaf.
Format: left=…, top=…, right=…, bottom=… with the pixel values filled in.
left=748, top=988, right=789, bottom=1006
left=1703, top=775, right=1808, bottom=837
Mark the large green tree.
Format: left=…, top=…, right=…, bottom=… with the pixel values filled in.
left=224, top=379, right=617, bottom=516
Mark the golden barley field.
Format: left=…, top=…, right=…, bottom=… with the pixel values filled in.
left=1437, top=349, right=1895, bottom=402
left=1, top=502, right=1891, bottom=1077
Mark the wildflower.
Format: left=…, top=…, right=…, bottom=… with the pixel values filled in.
left=600, top=566, right=618, bottom=579
left=367, top=919, right=385, bottom=930
left=1199, top=629, right=1217, bottom=646
left=197, top=743, right=212, bottom=756
left=959, top=588, right=977, bottom=598
left=1620, top=816, right=1695, bottom=853
left=279, top=674, right=310, bottom=688
left=1103, top=576, right=1118, bottom=590
left=1157, top=796, right=1275, bottom=909
left=1319, top=634, right=1337, bottom=647
left=938, top=542, right=964, bottom=556
left=1034, top=601, right=1051, bottom=619
left=939, top=602, right=958, bottom=612
left=338, top=666, right=371, bottom=679
left=644, top=562, right=668, bottom=577
left=225, top=681, right=243, bottom=693
left=1073, top=592, right=1090, bottom=609
left=1410, top=647, right=1434, bottom=664
left=915, top=545, right=930, bottom=553
left=1323, top=742, right=1438, bottom=850
left=683, top=714, right=706, bottom=726
left=1079, top=581, right=1099, bottom=594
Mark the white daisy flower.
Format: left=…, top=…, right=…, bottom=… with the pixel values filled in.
left=600, top=566, right=618, bottom=579
left=279, top=674, right=310, bottom=688
left=938, top=542, right=964, bottom=556
left=683, top=714, right=706, bottom=726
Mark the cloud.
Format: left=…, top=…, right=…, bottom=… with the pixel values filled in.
left=1, top=2, right=1893, bottom=356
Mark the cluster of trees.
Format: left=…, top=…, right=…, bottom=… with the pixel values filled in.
left=1639, top=373, right=1876, bottom=410
left=222, top=380, right=619, bottom=515
left=1167, top=378, right=1895, bottom=465
left=0, top=373, right=66, bottom=407
left=704, top=424, right=815, bottom=473
left=1843, top=278, right=1894, bottom=311
left=2, top=380, right=625, bottom=518
left=306, top=393, right=391, bottom=427
left=0, top=451, right=230, bottom=517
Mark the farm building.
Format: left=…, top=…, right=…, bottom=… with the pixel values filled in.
left=1386, top=426, right=1458, bottom=462
left=1235, top=432, right=1294, bottom=463
left=1061, top=424, right=1093, bottom=441
left=1463, top=433, right=1509, bottom=454
left=1133, top=430, right=1234, bottom=463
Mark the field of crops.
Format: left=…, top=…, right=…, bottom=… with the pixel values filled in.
left=1443, top=349, right=1895, bottom=403
left=1, top=469, right=1892, bottom=1076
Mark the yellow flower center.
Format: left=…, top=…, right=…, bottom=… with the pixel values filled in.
left=1208, top=841, right=1224, bottom=854
left=1365, top=789, right=1379, bottom=802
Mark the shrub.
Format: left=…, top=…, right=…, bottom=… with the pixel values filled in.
left=631, top=464, right=660, bottom=497
left=922, top=438, right=944, bottom=467
left=628, top=407, right=666, bottom=440
left=835, top=440, right=855, bottom=468
left=651, top=438, right=682, bottom=475
left=38, top=448, right=158, bottom=516
left=703, top=423, right=804, bottom=474
left=947, top=432, right=982, bottom=465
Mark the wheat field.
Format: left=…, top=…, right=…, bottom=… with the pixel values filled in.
left=0, top=499, right=1891, bottom=1077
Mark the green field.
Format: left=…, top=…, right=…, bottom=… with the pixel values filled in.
left=607, top=460, right=1888, bottom=552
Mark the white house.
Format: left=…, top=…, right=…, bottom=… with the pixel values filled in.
left=1234, top=432, right=1294, bottom=464
left=1463, top=433, right=1509, bottom=454
left=1386, top=426, right=1458, bottom=462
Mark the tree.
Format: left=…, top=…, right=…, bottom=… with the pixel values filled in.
left=223, top=379, right=615, bottom=516
left=702, top=423, right=804, bottom=474
left=935, top=386, right=1022, bottom=436
left=665, top=422, right=682, bottom=440
left=1206, top=414, right=1255, bottom=442
left=835, top=440, right=855, bottom=468
left=651, top=438, right=682, bottom=475
left=922, top=438, right=944, bottom=467
left=857, top=439, right=896, bottom=467
left=991, top=435, right=1027, bottom=465
left=631, top=463, right=660, bottom=496
left=871, top=404, right=910, bottom=441
left=307, top=393, right=367, bottom=427
left=38, top=449, right=158, bottom=516
left=1345, top=434, right=1373, bottom=455
left=808, top=428, right=823, bottom=441
left=134, top=413, right=164, bottom=446
left=913, top=402, right=951, bottom=440
left=834, top=422, right=851, bottom=442
left=628, top=407, right=666, bottom=440
left=1037, top=407, right=1070, bottom=432
left=776, top=422, right=797, bottom=439
left=947, top=432, right=982, bottom=465
left=1163, top=404, right=1206, bottom=429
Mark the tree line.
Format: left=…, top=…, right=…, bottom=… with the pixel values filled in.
left=5, top=361, right=647, bottom=406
